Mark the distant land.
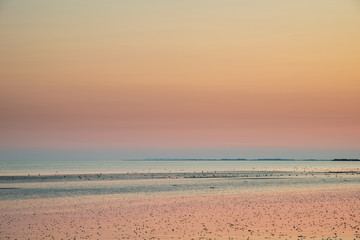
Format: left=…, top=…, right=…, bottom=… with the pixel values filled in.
left=333, top=159, right=360, bottom=161
left=139, top=158, right=334, bottom=161
left=137, top=158, right=360, bottom=162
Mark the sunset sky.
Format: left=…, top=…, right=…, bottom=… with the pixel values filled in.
left=1, top=0, right=360, bottom=159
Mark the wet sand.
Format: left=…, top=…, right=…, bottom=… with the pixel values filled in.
left=1, top=186, right=359, bottom=239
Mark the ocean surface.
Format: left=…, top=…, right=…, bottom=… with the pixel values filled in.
left=0, top=160, right=359, bottom=201
left=1, top=159, right=359, bottom=175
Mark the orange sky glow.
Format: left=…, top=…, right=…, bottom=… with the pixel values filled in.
left=1, top=0, right=359, bottom=159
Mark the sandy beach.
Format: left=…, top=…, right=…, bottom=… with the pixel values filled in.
left=1, top=182, right=359, bottom=240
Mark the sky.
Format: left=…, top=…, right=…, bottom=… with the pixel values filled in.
left=1, top=0, right=360, bottom=160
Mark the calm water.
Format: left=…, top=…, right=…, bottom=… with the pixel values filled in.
left=1, top=174, right=360, bottom=201
left=1, top=160, right=359, bottom=201
left=1, top=159, right=359, bottom=175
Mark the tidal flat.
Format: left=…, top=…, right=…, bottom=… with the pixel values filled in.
left=1, top=169, right=360, bottom=239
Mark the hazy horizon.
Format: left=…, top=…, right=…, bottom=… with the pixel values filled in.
left=1, top=148, right=359, bottom=161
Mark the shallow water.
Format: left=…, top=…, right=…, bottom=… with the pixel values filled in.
left=1, top=171, right=359, bottom=201
left=1, top=160, right=359, bottom=201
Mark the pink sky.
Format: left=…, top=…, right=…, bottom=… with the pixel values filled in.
left=1, top=1, right=359, bottom=159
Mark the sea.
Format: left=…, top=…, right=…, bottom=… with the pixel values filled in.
left=1, top=159, right=359, bottom=176
left=1, top=159, right=359, bottom=201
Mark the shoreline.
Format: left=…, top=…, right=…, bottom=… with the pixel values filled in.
left=1, top=169, right=360, bottom=182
